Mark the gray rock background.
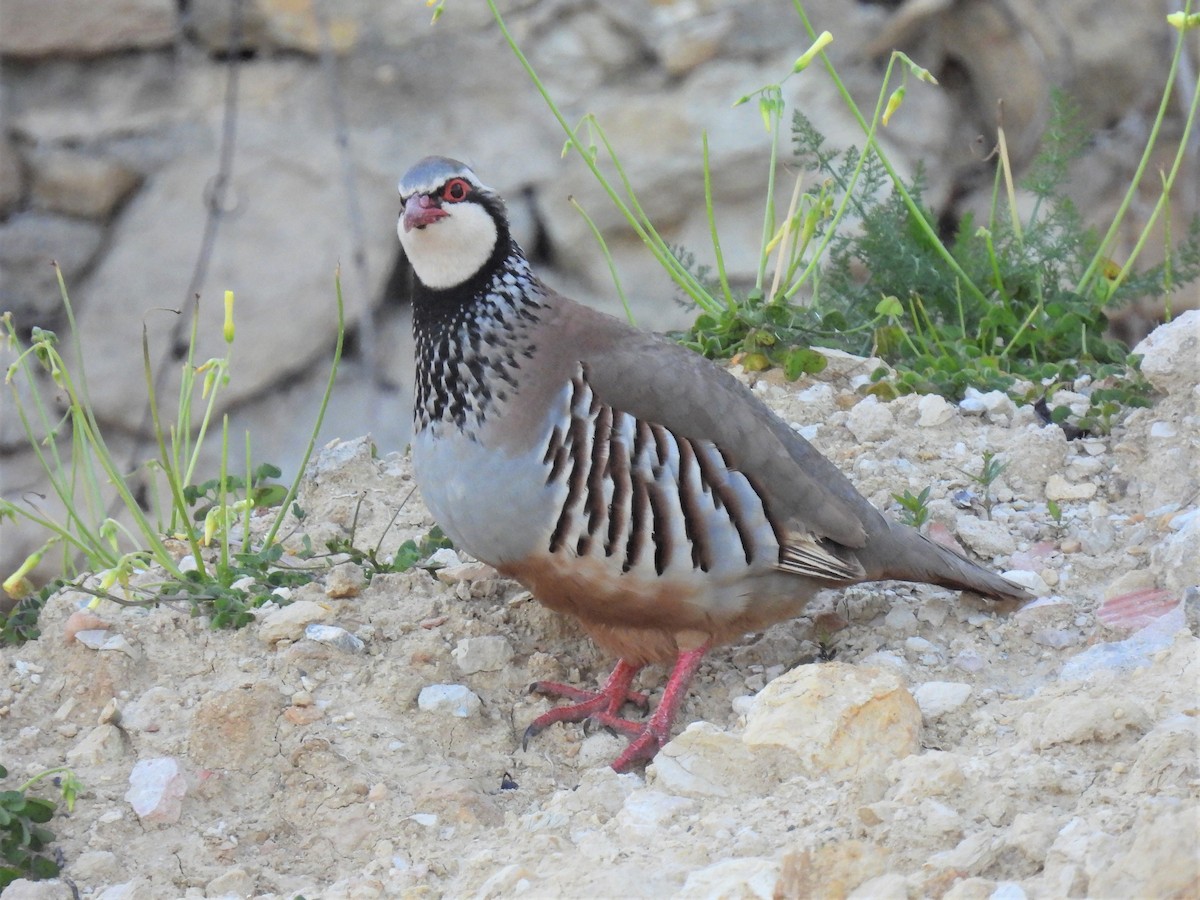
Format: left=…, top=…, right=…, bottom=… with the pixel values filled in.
left=1, top=0, right=1198, bottom=579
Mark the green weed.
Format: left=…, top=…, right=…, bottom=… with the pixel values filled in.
left=893, top=487, right=932, bottom=529
left=471, top=0, right=1200, bottom=437
left=1, top=270, right=346, bottom=638
left=0, top=764, right=80, bottom=887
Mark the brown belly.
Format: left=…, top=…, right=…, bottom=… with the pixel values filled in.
left=499, top=553, right=818, bottom=666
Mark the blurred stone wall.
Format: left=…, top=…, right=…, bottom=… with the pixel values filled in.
left=1, top=0, right=1197, bottom=579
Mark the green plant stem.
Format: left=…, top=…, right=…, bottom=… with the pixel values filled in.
left=243, top=431, right=253, bottom=552
left=1077, top=0, right=1197, bottom=295
left=262, top=270, right=345, bottom=549
left=482, top=0, right=718, bottom=314
left=999, top=292, right=1044, bottom=361
left=217, top=414, right=231, bottom=575
left=142, top=325, right=202, bottom=577
left=1112, top=47, right=1200, bottom=291
left=702, top=132, right=734, bottom=307
left=789, top=0, right=992, bottom=310
left=17, top=766, right=72, bottom=794
left=588, top=122, right=717, bottom=309
left=173, top=298, right=201, bottom=498
left=996, top=127, right=1024, bottom=244
left=569, top=196, right=635, bottom=324
left=783, top=52, right=917, bottom=301
left=980, top=229, right=1006, bottom=298
left=768, top=172, right=805, bottom=303
left=6, top=387, right=115, bottom=568
left=755, top=102, right=782, bottom=294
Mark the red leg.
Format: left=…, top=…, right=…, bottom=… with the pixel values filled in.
left=523, top=659, right=650, bottom=749
left=610, top=644, right=708, bottom=773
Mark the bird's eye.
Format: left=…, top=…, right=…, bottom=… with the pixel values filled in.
left=442, top=178, right=471, bottom=202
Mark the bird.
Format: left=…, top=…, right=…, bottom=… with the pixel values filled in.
left=396, top=155, right=1029, bottom=773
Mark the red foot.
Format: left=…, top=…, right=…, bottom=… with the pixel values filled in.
left=523, top=659, right=648, bottom=748
left=523, top=645, right=711, bottom=773
left=609, top=715, right=673, bottom=772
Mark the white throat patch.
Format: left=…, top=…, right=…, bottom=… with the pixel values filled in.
left=399, top=201, right=498, bottom=290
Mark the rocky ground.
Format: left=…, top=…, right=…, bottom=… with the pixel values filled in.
left=2, top=312, right=1198, bottom=899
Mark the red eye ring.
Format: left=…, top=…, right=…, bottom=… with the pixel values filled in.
left=442, top=178, right=471, bottom=202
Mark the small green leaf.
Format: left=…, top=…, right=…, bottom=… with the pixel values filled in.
left=782, top=347, right=828, bottom=380
left=874, top=295, right=905, bottom=318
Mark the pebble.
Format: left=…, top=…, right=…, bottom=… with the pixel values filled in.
left=324, top=562, right=365, bottom=598
left=1001, top=569, right=1050, bottom=595
left=845, top=395, right=895, bottom=442
left=206, top=869, right=255, bottom=898
left=1079, top=519, right=1116, bottom=555
left=953, top=649, right=986, bottom=673
left=1015, top=594, right=1073, bottom=623
left=652, top=722, right=757, bottom=798
left=66, top=724, right=125, bottom=766
left=959, top=387, right=1014, bottom=420
left=1008, top=541, right=1057, bottom=572
left=417, top=684, right=482, bottom=718
left=883, top=607, right=918, bottom=635
left=951, top=488, right=976, bottom=508
left=1148, top=421, right=1177, bottom=438
left=73, top=630, right=141, bottom=660
left=850, top=873, right=909, bottom=899
left=917, top=394, right=955, bottom=427
left=258, top=600, right=330, bottom=644
left=304, top=623, right=365, bottom=653
left=913, top=682, right=973, bottom=719
left=679, top=857, right=779, bottom=899
left=1059, top=605, right=1185, bottom=681
left=1044, top=474, right=1097, bottom=501
left=436, top=561, right=497, bottom=584
left=742, top=663, right=921, bottom=780
left=990, top=882, right=1028, bottom=900
left=1166, top=508, right=1196, bottom=534
left=1065, top=455, right=1104, bottom=479
left=98, top=697, right=120, bottom=725
left=1134, top=309, right=1199, bottom=388
left=955, top=517, right=1017, bottom=557
left=125, top=757, right=187, bottom=824
left=426, top=548, right=462, bottom=569
left=284, top=705, right=323, bottom=725
left=618, top=790, right=695, bottom=833
left=451, top=635, right=514, bottom=674
left=904, top=637, right=940, bottom=659
left=73, top=628, right=111, bottom=649
left=916, top=598, right=950, bottom=627
left=1031, top=628, right=1077, bottom=649
left=71, top=850, right=120, bottom=881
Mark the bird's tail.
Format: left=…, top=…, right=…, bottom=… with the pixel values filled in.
left=878, top=522, right=1032, bottom=602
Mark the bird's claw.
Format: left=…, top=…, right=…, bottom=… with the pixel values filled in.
left=527, top=679, right=649, bottom=710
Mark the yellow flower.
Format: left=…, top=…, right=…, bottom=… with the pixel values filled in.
left=1167, top=11, right=1200, bottom=31
left=882, top=86, right=906, bottom=126
left=3, top=547, right=45, bottom=599
left=792, top=31, right=833, bottom=73
left=223, top=290, right=236, bottom=344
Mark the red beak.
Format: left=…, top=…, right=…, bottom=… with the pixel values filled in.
left=403, top=193, right=449, bottom=232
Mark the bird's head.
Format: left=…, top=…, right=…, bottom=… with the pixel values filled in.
left=397, top=156, right=510, bottom=291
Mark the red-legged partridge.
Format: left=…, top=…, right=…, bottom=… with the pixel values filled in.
left=397, top=156, right=1029, bottom=772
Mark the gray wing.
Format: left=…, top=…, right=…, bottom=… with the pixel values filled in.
left=542, top=295, right=884, bottom=554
